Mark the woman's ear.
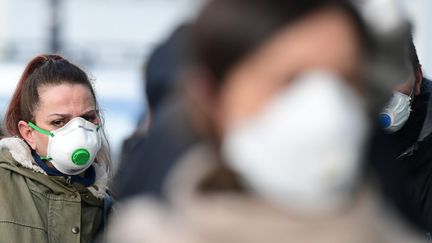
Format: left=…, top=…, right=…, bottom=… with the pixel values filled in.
left=185, top=69, right=220, bottom=119
left=415, top=64, right=423, bottom=96
left=184, top=68, right=224, bottom=138
left=18, top=121, right=36, bottom=150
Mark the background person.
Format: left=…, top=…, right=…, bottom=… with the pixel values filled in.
left=379, top=37, right=431, bottom=151
left=113, top=25, right=200, bottom=200
left=0, top=54, right=112, bottom=243
left=371, top=38, right=432, bottom=233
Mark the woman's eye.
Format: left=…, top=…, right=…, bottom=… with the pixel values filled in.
left=82, top=115, right=97, bottom=122
left=51, top=120, right=65, bottom=127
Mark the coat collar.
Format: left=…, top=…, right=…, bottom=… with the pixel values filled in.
left=0, top=137, right=108, bottom=199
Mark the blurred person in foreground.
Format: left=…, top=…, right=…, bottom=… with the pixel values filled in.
left=113, top=24, right=200, bottom=200
left=0, top=55, right=112, bottom=242
left=107, top=0, right=425, bottom=242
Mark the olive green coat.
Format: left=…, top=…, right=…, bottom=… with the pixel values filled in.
left=0, top=137, right=108, bottom=243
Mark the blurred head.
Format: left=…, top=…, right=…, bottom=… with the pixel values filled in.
left=4, top=54, right=112, bottom=174
left=395, top=36, right=422, bottom=97
left=145, top=24, right=193, bottom=111
left=379, top=36, right=422, bottom=132
left=191, top=0, right=369, bottom=140
left=189, top=0, right=373, bottom=212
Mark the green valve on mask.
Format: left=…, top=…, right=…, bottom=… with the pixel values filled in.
left=71, top=149, right=90, bottom=165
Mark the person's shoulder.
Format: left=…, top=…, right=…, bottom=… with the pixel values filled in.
left=0, top=164, right=13, bottom=177
left=0, top=160, right=30, bottom=206
left=0, top=137, right=31, bottom=161
left=0, top=137, right=47, bottom=173
left=421, top=78, right=432, bottom=93
left=107, top=196, right=174, bottom=243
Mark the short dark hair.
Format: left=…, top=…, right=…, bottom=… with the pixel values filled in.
left=145, top=24, right=193, bottom=110
left=408, top=35, right=420, bottom=73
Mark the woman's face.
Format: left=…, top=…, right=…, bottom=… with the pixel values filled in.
left=19, top=83, right=99, bottom=157
left=214, top=7, right=364, bottom=134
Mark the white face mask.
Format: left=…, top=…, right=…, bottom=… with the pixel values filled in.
left=222, top=70, right=369, bottom=214
left=379, top=91, right=412, bottom=133
left=28, top=117, right=102, bottom=175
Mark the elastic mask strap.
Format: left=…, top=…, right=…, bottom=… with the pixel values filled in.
left=409, top=84, right=415, bottom=98
left=28, top=122, right=54, bottom=137
left=408, top=82, right=417, bottom=107
left=40, top=156, right=53, bottom=161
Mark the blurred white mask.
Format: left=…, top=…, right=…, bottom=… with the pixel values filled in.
left=222, top=70, right=369, bottom=214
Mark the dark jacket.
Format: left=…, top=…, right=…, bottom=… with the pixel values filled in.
left=370, top=78, right=432, bottom=232
left=113, top=99, right=198, bottom=200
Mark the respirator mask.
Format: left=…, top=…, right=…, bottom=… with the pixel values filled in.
left=222, top=71, right=369, bottom=213
left=379, top=91, right=412, bottom=132
left=28, top=117, right=102, bottom=175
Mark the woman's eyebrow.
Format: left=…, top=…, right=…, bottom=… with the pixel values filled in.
left=79, top=109, right=98, bottom=116
left=48, top=113, right=71, bottom=118
left=47, top=109, right=98, bottom=118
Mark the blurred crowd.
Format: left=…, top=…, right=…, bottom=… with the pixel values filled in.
left=1, top=0, right=432, bottom=242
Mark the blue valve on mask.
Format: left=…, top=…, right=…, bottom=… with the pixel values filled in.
left=379, top=113, right=392, bottom=129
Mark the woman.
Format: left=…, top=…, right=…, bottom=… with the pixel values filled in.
left=0, top=54, right=112, bottom=242
left=107, top=0, right=425, bottom=242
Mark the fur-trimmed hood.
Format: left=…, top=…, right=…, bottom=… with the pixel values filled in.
left=0, top=137, right=108, bottom=199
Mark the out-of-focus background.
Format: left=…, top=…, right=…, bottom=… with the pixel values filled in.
left=0, top=0, right=205, bottom=163
left=0, top=0, right=429, bottom=167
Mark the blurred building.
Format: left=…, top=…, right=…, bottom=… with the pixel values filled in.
left=400, top=0, right=432, bottom=75
left=0, top=0, right=205, bottom=166
left=0, top=0, right=205, bottom=67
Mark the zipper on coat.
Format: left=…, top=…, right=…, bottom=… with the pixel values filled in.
left=66, top=176, right=72, bottom=184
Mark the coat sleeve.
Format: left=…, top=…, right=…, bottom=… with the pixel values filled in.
left=0, top=166, right=48, bottom=242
